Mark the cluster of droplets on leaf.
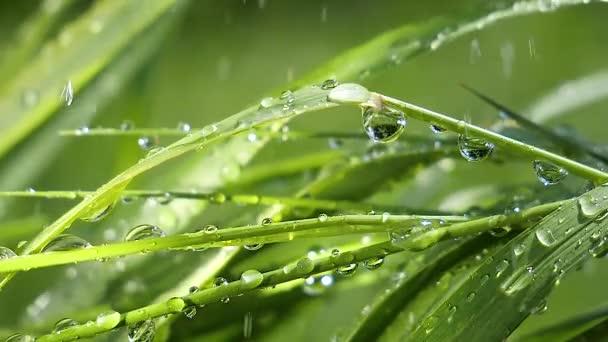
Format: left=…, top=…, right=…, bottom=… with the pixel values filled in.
left=457, top=134, right=494, bottom=161
left=245, top=218, right=271, bottom=251
left=213, top=276, right=230, bottom=303
left=128, top=319, right=155, bottom=342
left=533, top=160, right=568, bottom=186
left=280, top=90, right=295, bottom=113
left=124, top=224, right=167, bottom=242
left=43, top=234, right=91, bottom=252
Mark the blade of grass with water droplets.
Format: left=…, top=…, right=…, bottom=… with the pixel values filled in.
left=405, top=185, right=608, bottom=340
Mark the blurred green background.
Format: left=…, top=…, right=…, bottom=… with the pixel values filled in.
left=1, top=0, right=608, bottom=340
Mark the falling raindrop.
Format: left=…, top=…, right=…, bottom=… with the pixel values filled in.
left=320, top=5, right=328, bottom=23
left=500, top=41, right=515, bottom=79
left=533, top=160, right=568, bottom=186
left=61, top=80, right=74, bottom=106
left=43, top=235, right=91, bottom=252
left=124, top=224, right=166, bottom=242
left=244, top=312, right=253, bottom=339
left=457, top=135, right=494, bottom=161
left=469, top=38, right=482, bottom=64
left=361, top=106, right=406, bottom=143
left=127, top=319, right=155, bottom=342
left=53, top=318, right=79, bottom=333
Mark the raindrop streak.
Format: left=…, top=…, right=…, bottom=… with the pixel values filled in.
left=244, top=312, right=253, bottom=339
left=533, top=160, right=568, bottom=186
left=363, top=257, right=384, bottom=270
left=0, top=246, right=17, bottom=260
left=578, top=195, right=604, bottom=218
left=43, top=235, right=91, bottom=252
left=61, top=80, right=74, bottom=106
left=457, top=135, right=494, bottom=162
left=53, top=318, right=79, bottom=333
left=336, top=263, right=358, bottom=276
left=124, top=224, right=167, bottom=242
left=469, top=38, right=482, bottom=64
left=362, top=106, right=406, bottom=143
left=128, top=319, right=155, bottom=342
left=5, top=334, right=35, bottom=342
left=500, top=41, right=515, bottom=79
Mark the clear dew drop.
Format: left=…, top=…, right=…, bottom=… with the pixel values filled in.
left=259, top=97, right=274, bottom=109
left=80, top=202, right=115, bottom=222
left=535, top=227, right=557, bottom=246
left=43, top=234, right=91, bottom=253
left=430, top=124, right=446, bottom=133
left=95, top=311, right=120, bottom=328
left=155, top=192, right=173, bottom=205
left=183, top=306, right=197, bottom=319
left=533, top=160, right=568, bottom=186
left=578, top=195, right=604, bottom=218
left=466, top=292, right=476, bottom=302
left=458, top=135, right=494, bottom=161
left=241, top=269, right=264, bottom=289
left=127, top=319, right=155, bottom=342
left=318, top=213, right=328, bottom=223
left=244, top=243, right=263, bottom=251
left=203, top=225, right=218, bottom=234
left=5, top=334, right=35, bottom=342
left=363, top=256, right=384, bottom=270
left=495, top=259, right=510, bottom=278
left=124, top=224, right=166, bottom=242
left=0, top=246, right=17, bottom=260
left=213, top=276, right=229, bottom=287
left=53, top=318, right=79, bottom=333
left=261, top=217, right=272, bottom=225
left=188, top=286, right=199, bottom=294
left=361, top=106, right=406, bottom=143
left=327, top=83, right=371, bottom=105
left=336, top=262, right=358, bottom=276
left=320, top=78, right=339, bottom=90
left=137, top=136, right=157, bottom=150
left=513, top=244, right=526, bottom=256
left=330, top=248, right=340, bottom=257
left=177, top=122, right=192, bottom=133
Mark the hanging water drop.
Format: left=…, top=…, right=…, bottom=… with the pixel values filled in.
left=177, top=122, right=192, bottom=133
left=430, top=124, right=446, bottom=133
left=533, top=160, right=568, bottom=186
left=155, top=192, right=173, bottom=205
left=0, top=246, right=17, bottom=260
left=361, top=106, right=406, bottom=143
left=320, top=78, right=339, bottom=90
left=127, top=319, right=155, bottom=342
left=363, top=256, right=384, bottom=270
left=214, top=277, right=229, bottom=287
left=457, top=135, right=494, bottom=161
left=137, top=136, right=157, bottom=150
left=189, top=286, right=199, bottom=294
left=43, top=235, right=91, bottom=252
left=183, top=306, right=197, bottom=319
left=535, top=227, right=557, bottom=246
left=124, top=224, right=166, bottom=242
left=80, top=201, right=115, bottom=222
left=336, top=262, right=358, bottom=276
left=53, top=318, right=79, bottom=333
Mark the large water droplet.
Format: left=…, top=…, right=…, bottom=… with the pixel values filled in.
left=361, top=106, right=406, bottom=143
left=363, top=256, right=384, bottom=270
left=5, top=334, right=35, bottom=342
left=53, top=318, right=79, bottom=333
left=43, top=235, right=91, bottom=252
left=327, top=83, right=370, bottom=104
left=458, top=135, right=494, bottom=161
left=128, top=319, right=155, bottom=342
left=240, top=269, right=264, bottom=289
left=336, top=262, right=358, bottom=276
left=535, top=227, right=557, bottom=246
left=578, top=195, right=604, bottom=218
left=214, top=277, right=229, bottom=287
left=533, top=160, right=568, bottom=186
left=124, top=224, right=166, bottom=242
left=80, top=201, right=115, bottom=222
left=0, top=246, right=17, bottom=260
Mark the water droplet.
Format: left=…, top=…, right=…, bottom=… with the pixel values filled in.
left=0, top=246, right=17, bottom=260
left=470, top=38, right=482, bottom=64
left=430, top=124, right=446, bottom=133
left=318, top=213, right=328, bottom=223
left=336, top=263, right=358, bottom=276
left=61, top=80, right=74, bottom=106
left=361, top=106, right=406, bottom=143
left=213, top=277, right=229, bottom=287
left=495, top=259, right=510, bottom=278
left=458, top=135, right=494, bottom=162
left=466, top=292, right=476, bottom=302
left=5, top=334, right=35, bottom=342
left=363, top=256, right=384, bottom=270
left=128, top=319, right=155, bottom=342
left=261, top=217, right=272, bottom=225
left=247, top=131, right=257, bottom=142
left=381, top=212, right=390, bottom=223
left=489, top=226, right=511, bottom=237
left=241, top=269, right=264, bottom=289
left=331, top=248, right=340, bottom=257
left=244, top=243, right=263, bottom=251
left=530, top=299, right=548, bottom=315
left=137, top=136, right=157, bottom=150
left=533, top=160, right=568, bottom=186
left=535, top=227, right=557, bottom=246
left=96, top=311, right=120, bottom=328
left=579, top=195, right=604, bottom=218
left=259, top=97, right=273, bottom=108
left=125, top=224, right=166, bottom=242
left=480, top=274, right=490, bottom=285
left=327, top=83, right=371, bottom=104
left=189, top=286, right=199, bottom=294
left=43, top=235, right=91, bottom=252
left=320, top=78, right=339, bottom=90
left=203, top=225, right=218, bottom=234
left=183, top=306, right=197, bottom=319
left=280, top=90, right=295, bottom=112
left=178, top=122, right=192, bottom=133
left=80, top=202, right=115, bottom=222
left=327, top=137, right=343, bottom=149
left=53, top=318, right=79, bottom=333
left=513, top=244, right=526, bottom=256
left=423, top=315, right=438, bottom=334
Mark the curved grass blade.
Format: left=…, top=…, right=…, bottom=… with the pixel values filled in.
left=407, top=185, right=608, bottom=340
